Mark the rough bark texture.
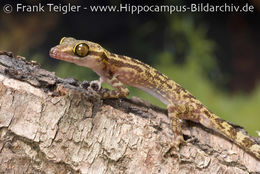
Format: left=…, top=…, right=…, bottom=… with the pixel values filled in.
left=0, top=51, right=259, bottom=174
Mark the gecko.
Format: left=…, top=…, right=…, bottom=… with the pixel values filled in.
left=49, top=37, right=260, bottom=160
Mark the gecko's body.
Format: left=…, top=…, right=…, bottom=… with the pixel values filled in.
left=50, top=37, right=260, bottom=160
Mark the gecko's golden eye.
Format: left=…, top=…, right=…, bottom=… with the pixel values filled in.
left=59, top=37, right=66, bottom=44
left=74, top=43, right=89, bottom=57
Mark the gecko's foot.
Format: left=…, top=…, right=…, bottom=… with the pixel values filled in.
left=172, top=135, right=185, bottom=152
left=87, top=82, right=101, bottom=99
left=185, top=136, right=197, bottom=144
left=164, top=135, right=185, bottom=160
left=175, top=135, right=186, bottom=148
left=89, top=80, right=102, bottom=91
left=164, top=144, right=182, bottom=160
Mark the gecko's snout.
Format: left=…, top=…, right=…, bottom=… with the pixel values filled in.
left=49, top=47, right=57, bottom=58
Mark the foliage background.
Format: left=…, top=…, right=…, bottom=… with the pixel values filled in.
left=0, top=0, right=259, bottom=135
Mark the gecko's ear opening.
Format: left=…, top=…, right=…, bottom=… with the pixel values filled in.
left=73, top=43, right=89, bottom=57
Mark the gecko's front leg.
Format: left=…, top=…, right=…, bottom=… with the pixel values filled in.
left=102, top=75, right=129, bottom=99
left=89, top=77, right=103, bottom=91
left=90, top=75, right=129, bottom=99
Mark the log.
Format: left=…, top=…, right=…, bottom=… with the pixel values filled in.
left=0, top=51, right=259, bottom=174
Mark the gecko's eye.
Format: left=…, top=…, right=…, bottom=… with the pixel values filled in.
left=59, top=37, right=66, bottom=44
left=74, top=43, right=89, bottom=57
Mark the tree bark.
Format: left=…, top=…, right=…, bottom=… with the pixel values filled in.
left=0, top=51, right=259, bottom=174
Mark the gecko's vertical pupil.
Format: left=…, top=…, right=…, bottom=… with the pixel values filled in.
left=74, top=43, right=89, bottom=57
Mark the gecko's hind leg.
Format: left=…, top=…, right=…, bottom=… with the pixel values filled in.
left=167, top=103, right=199, bottom=156
left=168, top=104, right=185, bottom=151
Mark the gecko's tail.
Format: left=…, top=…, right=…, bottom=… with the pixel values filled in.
left=200, top=111, right=260, bottom=160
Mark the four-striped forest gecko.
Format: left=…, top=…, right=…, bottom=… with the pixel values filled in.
left=49, top=37, right=260, bottom=160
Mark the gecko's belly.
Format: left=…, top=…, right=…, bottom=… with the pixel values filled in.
left=137, top=86, right=171, bottom=105
left=116, top=68, right=174, bottom=105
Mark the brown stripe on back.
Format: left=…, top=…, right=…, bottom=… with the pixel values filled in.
left=113, top=53, right=174, bottom=90
left=130, top=58, right=151, bottom=69
left=152, top=70, right=169, bottom=87
left=182, top=93, right=196, bottom=100
left=144, top=69, right=154, bottom=79
left=228, top=127, right=237, bottom=140
left=161, top=81, right=172, bottom=89
left=242, top=137, right=255, bottom=148
left=196, top=103, right=203, bottom=109
left=110, top=52, right=181, bottom=92
left=175, top=84, right=187, bottom=94
left=117, top=54, right=153, bottom=71
left=165, top=82, right=173, bottom=89
left=214, top=118, right=225, bottom=129
left=108, top=58, right=144, bottom=73
left=164, top=79, right=172, bottom=89
left=116, top=54, right=135, bottom=63
left=204, top=110, right=210, bottom=116
left=149, top=67, right=174, bottom=90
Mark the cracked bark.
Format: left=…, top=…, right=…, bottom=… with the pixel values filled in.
left=0, top=52, right=259, bottom=174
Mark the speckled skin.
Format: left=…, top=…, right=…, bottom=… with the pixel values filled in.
left=50, top=37, right=260, bottom=160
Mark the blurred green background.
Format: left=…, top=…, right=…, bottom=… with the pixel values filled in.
left=0, top=0, right=259, bottom=136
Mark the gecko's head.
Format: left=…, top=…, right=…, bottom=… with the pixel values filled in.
left=49, top=37, right=106, bottom=69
